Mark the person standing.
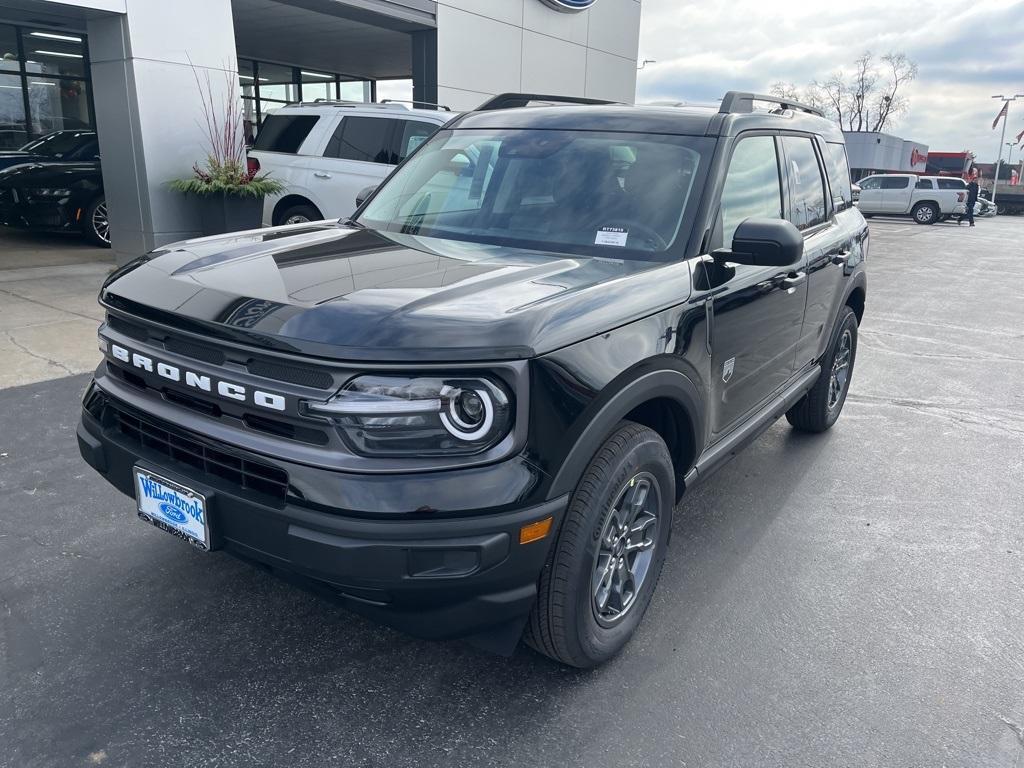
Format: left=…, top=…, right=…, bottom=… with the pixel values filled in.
left=959, top=173, right=979, bottom=226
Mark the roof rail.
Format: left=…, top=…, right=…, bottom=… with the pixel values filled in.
left=476, top=92, right=621, bottom=111
left=719, top=91, right=824, bottom=118
left=380, top=99, right=452, bottom=111
left=295, top=99, right=407, bottom=109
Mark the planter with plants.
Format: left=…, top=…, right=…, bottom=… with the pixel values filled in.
left=170, top=66, right=283, bottom=236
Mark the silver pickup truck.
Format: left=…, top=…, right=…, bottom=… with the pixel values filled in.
left=856, top=173, right=967, bottom=224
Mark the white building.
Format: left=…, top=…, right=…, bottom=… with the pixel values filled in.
left=843, top=131, right=929, bottom=181
left=1, top=0, right=642, bottom=263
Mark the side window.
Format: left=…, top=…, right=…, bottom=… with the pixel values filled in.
left=392, top=120, right=439, bottom=164
left=324, top=117, right=396, bottom=164
left=915, top=178, right=933, bottom=189
left=937, top=178, right=966, bottom=190
left=824, top=142, right=853, bottom=211
left=781, top=135, right=827, bottom=230
left=251, top=115, right=320, bottom=154
left=859, top=177, right=881, bottom=190
left=719, top=135, right=783, bottom=247
left=880, top=176, right=910, bottom=190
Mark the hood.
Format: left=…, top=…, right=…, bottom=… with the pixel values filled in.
left=102, top=223, right=693, bottom=361
left=0, top=160, right=101, bottom=186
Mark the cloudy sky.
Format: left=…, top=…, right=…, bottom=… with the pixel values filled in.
left=636, top=0, right=1024, bottom=162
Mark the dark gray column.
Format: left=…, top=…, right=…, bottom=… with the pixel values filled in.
left=411, top=28, right=437, bottom=107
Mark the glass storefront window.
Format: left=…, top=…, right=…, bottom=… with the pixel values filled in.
left=1, top=25, right=20, bottom=73
left=28, top=78, right=91, bottom=134
left=22, top=29, right=87, bottom=78
left=301, top=70, right=334, bottom=102
left=258, top=63, right=298, bottom=103
left=340, top=81, right=369, bottom=102
left=0, top=73, right=28, bottom=149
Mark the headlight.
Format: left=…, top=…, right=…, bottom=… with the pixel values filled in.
left=303, top=375, right=512, bottom=457
left=28, top=187, right=72, bottom=198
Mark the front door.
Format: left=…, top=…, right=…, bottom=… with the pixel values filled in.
left=704, top=133, right=808, bottom=437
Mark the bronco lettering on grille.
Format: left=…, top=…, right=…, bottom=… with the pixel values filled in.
left=108, top=342, right=286, bottom=411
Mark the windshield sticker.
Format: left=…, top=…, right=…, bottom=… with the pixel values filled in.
left=595, top=227, right=628, bottom=247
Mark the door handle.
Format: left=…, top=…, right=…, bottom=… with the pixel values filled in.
left=830, top=251, right=850, bottom=266
left=781, top=272, right=807, bottom=290
left=314, top=172, right=332, bottom=179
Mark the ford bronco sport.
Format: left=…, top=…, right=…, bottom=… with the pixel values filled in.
left=78, top=92, right=868, bottom=668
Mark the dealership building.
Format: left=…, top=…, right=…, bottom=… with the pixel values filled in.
left=0, top=0, right=641, bottom=263
left=842, top=130, right=929, bottom=182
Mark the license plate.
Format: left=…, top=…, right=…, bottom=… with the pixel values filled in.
left=134, top=468, right=209, bottom=551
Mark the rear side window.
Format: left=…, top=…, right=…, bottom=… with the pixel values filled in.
left=394, top=120, right=439, bottom=163
left=880, top=176, right=910, bottom=190
left=916, top=178, right=933, bottom=189
left=859, top=177, right=881, bottom=190
left=781, top=135, right=827, bottom=230
left=325, top=116, right=394, bottom=164
left=252, top=115, right=320, bottom=153
left=824, top=142, right=853, bottom=211
left=719, top=135, right=783, bottom=247
left=937, top=178, right=966, bottom=190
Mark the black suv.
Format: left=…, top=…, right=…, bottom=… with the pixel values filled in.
left=78, top=92, right=867, bottom=667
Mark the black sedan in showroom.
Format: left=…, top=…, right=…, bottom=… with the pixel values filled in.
left=0, top=133, right=107, bottom=247
left=0, top=129, right=99, bottom=171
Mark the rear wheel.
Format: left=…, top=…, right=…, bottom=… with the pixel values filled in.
left=911, top=201, right=938, bottom=225
left=525, top=422, right=673, bottom=668
left=786, top=306, right=858, bottom=433
left=276, top=202, right=321, bottom=226
left=83, top=196, right=110, bottom=247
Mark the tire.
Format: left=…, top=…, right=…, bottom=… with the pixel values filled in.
left=861, top=213, right=873, bottom=219
left=83, top=196, right=111, bottom=247
left=276, top=203, right=321, bottom=226
left=786, top=305, right=858, bottom=433
left=525, top=422, right=674, bottom=668
left=911, top=201, right=938, bottom=225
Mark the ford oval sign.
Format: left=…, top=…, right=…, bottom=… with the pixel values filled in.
left=159, top=502, right=188, bottom=525
left=540, top=0, right=597, bottom=11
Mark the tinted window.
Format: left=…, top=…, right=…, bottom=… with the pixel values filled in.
left=720, top=135, right=783, bottom=246
left=937, top=178, right=966, bottom=190
left=394, top=120, right=438, bottom=163
left=22, top=130, right=94, bottom=157
left=782, top=135, right=827, bottom=230
left=880, top=176, right=910, bottom=190
left=360, top=128, right=711, bottom=259
left=916, top=178, right=933, bottom=189
left=859, top=177, right=881, bottom=190
left=325, top=116, right=394, bottom=163
left=824, top=142, right=853, bottom=211
left=252, top=115, right=319, bottom=153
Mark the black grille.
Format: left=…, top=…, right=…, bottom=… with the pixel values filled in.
left=111, top=406, right=289, bottom=501
left=164, top=336, right=226, bottom=365
left=246, top=359, right=333, bottom=390
left=107, top=315, right=150, bottom=342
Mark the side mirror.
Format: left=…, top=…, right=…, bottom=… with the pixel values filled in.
left=355, top=184, right=377, bottom=208
left=714, top=218, right=803, bottom=267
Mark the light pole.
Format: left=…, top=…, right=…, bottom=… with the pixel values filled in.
left=991, top=94, right=1024, bottom=206
left=637, top=59, right=657, bottom=71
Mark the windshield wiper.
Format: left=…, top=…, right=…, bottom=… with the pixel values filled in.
left=339, top=217, right=364, bottom=229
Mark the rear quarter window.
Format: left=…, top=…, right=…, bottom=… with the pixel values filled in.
left=880, top=176, right=910, bottom=190
left=252, top=115, right=320, bottom=154
left=937, top=178, right=967, bottom=190
left=824, top=142, right=853, bottom=211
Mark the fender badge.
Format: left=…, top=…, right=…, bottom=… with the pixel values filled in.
left=723, top=357, right=735, bottom=383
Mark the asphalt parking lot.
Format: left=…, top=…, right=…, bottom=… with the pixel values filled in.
left=1, top=216, right=1023, bottom=767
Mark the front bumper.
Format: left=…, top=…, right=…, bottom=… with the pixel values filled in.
left=0, top=192, right=78, bottom=232
left=78, top=385, right=567, bottom=644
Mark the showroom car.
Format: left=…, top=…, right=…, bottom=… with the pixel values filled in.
left=0, top=129, right=99, bottom=172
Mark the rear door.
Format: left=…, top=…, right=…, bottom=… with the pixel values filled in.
left=880, top=175, right=912, bottom=212
left=791, top=137, right=859, bottom=369
left=307, top=115, right=442, bottom=219
left=249, top=113, right=324, bottom=225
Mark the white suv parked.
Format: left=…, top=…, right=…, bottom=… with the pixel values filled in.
left=249, top=101, right=455, bottom=226
left=855, top=173, right=966, bottom=224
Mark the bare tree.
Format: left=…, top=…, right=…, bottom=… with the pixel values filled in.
left=770, top=51, right=917, bottom=133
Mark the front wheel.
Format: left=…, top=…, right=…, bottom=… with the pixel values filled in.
left=83, top=196, right=111, bottom=247
left=525, top=422, right=673, bottom=668
left=786, top=306, right=858, bottom=433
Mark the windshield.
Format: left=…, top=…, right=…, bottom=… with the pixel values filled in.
left=20, top=131, right=95, bottom=158
left=357, top=128, right=712, bottom=259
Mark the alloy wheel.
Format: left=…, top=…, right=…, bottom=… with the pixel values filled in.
left=828, top=329, right=852, bottom=409
left=285, top=214, right=311, bottom=225
left=591, top=472, right=661, bottom=626
left=92, top=201, right=110, bottom=244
